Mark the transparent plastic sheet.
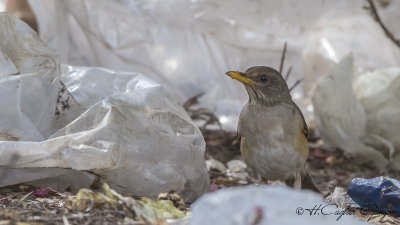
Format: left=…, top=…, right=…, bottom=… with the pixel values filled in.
left=27, top=0, right=400, bottom=130
left=0, top=14, right=209, bottom=201
left=29, top=0, right=382, bottom=130
left=298, top=1, right=400, bottom=169
left=191, top=186, right=367, bottom=225
left=354, top=67, right=400, bottom=170
left=0, top=1, right=5, bottom=12
left=312, top=56, right=400, bottom=170
left=25, top=0, right=400, bottom=170
left=302, top=5, right=400, bottom=100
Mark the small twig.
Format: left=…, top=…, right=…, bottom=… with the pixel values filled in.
left=184, top=93, right=222, bottom=128
left=26, top=200, right=43, bottom=209
left=62, top=215, right=71, bottom=225
left=279, top=42, right=287, bottom=74
left=285, top=66, right=292, bottom=81
left=84, top=199, right=95, bottom=213
left=289, top=79, right=303, bottom=92
left=367, top=0, right=400, bottom=48
left=208, top=170, right=225, bottom=176
left=183, top=92, right=204, bottom=111
left=279, top=44, right=297, bottom=91
left=20, top=191, right=34, bottom=202
left=28, top=213, right=91, bottom=222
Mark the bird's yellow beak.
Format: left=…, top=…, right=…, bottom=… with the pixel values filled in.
left=225, top=71, right=257, bottom=85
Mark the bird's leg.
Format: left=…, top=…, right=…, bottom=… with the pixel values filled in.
left=293, top=170, right=302, bottom=189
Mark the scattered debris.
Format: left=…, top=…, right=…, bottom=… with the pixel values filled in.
left=326, top=185, right=400, bottom=224
left=0, top=184, right=189, bottom=225
left=326, top=187, right=357, bottom=209
left=33, top=188, right=58, bottom=198
left=157, top=192, right=186, bottom=211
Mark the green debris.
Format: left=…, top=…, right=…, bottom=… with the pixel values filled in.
left=140, top=197, right=186, bottom=220
left=67, top=183, right=187, bottom=223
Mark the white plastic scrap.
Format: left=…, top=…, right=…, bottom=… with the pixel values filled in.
left=191, top=185, right=367, bottom=225
left=312, top=56, right=400, bottom=169
left=0, top=14, right=209, bottom=201
left=326, top=187, right=358, bottom=209
left=302, top=9, right=400, bottom=99
left=354, top=68, right=400, bottom=169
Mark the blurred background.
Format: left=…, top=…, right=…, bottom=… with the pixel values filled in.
left=2, top=0, right=400, bottom=194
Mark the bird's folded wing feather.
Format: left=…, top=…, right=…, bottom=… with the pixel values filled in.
left=292, top=101, right=308, bottom=140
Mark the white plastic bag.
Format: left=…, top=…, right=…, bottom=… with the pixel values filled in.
left=0, top=14, right=209, bottom=201
left=312, top=56, right=400, bottom=170
left=191, top=185, right=367, bottom=225
left=353, top=67, right=400, bottom=170
left=302, top=2, right=400, bottom=100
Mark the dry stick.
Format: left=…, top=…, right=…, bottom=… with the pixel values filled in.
left=367, top=0, right=400, bottom=48
left=279, top=42, right=287, bottom=74
left=289, top=79, right=302, bottom=92
left=285, top=66, right=293, bottom=81
left=279, top=43, right=297, bottom=91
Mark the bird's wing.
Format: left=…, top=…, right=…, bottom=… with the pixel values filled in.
left=237, top=106, right=246, bottom=141
left=236, top=118, right=242, bottom=141
left=292, top=101, right=308, bottom=140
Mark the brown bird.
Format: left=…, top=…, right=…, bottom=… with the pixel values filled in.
left=226, top=66, right=319, bottom=192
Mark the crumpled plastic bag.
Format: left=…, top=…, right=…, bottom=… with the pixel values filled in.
left=353, top=67, right=400, bottom=169
left=0, top=13, right=209, bottom=202
left=191, top=185, right=367, bottom=225
left=312, top=55, right=400, bottom=170
left=302, top=7, right=400, bottom=100
left=303, top=1, right=400, bottom=169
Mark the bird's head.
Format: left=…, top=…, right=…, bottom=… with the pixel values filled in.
left=225, top=66, right=291, bottom=105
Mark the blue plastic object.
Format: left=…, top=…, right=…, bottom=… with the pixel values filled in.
left=347, top=177, right=400, bottom=216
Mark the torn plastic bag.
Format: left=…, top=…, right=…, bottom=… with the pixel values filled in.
left=191, top=185, right=368, bottom=225
left=312, top=56, right=388, bottom=168
left=302, top=8, right=400, bottom=100
left=353, top=67, right=400, bottom=170
left=0, top=13, right=209, bottom=202
left=312, top=55, right=400, bottom=170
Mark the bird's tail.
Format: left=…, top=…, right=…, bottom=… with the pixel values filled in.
left=285, top=168, right=321, bottom=193
left=301, top=169, right=321, bottom=193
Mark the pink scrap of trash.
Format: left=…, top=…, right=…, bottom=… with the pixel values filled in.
left=252, top=206, right=264, bottom=225
left=210, top=183, right=227, bottom=192
left=210, top=183, right=219, bottom=192
left=33, top=188, right=54, bottom=198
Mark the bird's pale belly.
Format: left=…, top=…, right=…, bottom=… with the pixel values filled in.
left=240, top=135, right=307, bottom=181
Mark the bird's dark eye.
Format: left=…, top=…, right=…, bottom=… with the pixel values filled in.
left=260, top=75, right=268, bottom=82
